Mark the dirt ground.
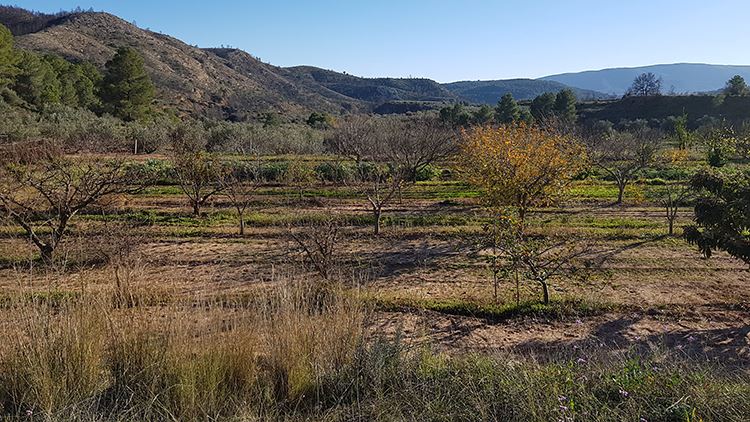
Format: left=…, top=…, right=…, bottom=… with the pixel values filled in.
left=1, top=181, right=748, bottom=365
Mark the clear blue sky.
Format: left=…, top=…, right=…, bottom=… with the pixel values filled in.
left=7, top=0, right=750, bottom=82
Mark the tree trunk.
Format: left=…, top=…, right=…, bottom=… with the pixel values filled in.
left=40, top=244, right=54, bottom=264
left=374, top=208, right=382, bottom=235
left=192, top=202, right=201, bottom=216
left=239, top=215, right=245, bottom=236
left=616, top=181, right=626, bottom=205
left=668, top=216, right=674, bottom=236
left=541, top=281, right=550, bottom=305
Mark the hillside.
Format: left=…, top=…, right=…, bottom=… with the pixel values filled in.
left=542, top=63, right=750, bottom=96
left=284, top=66, right=457, bottom=104
left=0, top=6, right=457, bottom=119
left=443, top=79, right=608, bottom=104
left=1, top=9, right=365, bottom=119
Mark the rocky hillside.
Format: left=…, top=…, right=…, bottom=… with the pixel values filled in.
left=0, top=7, right=457, bottom=119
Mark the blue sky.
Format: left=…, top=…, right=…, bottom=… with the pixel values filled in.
left=7, top=0, right=750, bottom=82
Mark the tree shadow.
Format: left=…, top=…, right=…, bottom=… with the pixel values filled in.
left=513, top=314, right=750, bottom=367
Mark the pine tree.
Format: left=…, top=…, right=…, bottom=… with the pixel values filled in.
left=724, top=75, right=750, bottom=96
left=530, top=92, right=556, bottom=121
left=495, top=93, right=520, bottom=124
left=13, top=51, right=61, bottom=107
left=101, top=47, right=155, bottom=121
left=554, top=89, right=577, bottom=123
left=0, top=23, right=19, bottom=90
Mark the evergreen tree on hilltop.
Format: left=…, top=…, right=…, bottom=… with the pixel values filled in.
left=101, top=47, right=155, bottom=121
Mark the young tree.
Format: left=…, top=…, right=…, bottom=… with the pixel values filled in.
left=219, top=162, right=259, bottom=235
left=626, top=72, right=662, bottom=97
left=684, top=169, right=750, bottom=263
left=671, top=113, right=693, bottom=150
left=586, top=128, right=662, bottom=204
left=459, top=123, right=585, bottom=233
left=530, top=92, right=556, bottom=122
left=724, top=75, right=750, bottom=96
left=658, top=149, right=692, bottom=236
left=0, top=148, right=144, bottom=262
left=495, top=93, right=520, bottom=124
left=517, top=238, right=595, bottom=305
left=699, top=124, right=736, bottom=168
left=100, top=47, right=155, bottom=121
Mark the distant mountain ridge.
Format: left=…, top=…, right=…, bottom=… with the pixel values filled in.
left=2, top=6, right=747, bottom=119
left=541, top=63, right=750, bottom=95
left=443, top=79, right=609, bottom=104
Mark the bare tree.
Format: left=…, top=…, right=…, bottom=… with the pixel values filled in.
left=329, top=115, right=457, bottom=234
left=289, top=215, right=341, bottom=280
left=586, top=128, right=662, bottom=204
left=383, top=116, right=457, bottom=182
left=625, top=72, right=662, bottom=97
left=326, top=115, right=378, bottom=164
left=517, top=238, right=597, bottom=305
left=0, top=151, right=146, bottom=263
left=219, top=162, right=260, bottom=236
left=173, top=151, right=223, bottom=216
left=661, top=182, right=691, bottom=236
left=360, top=163, right=407, bottom=235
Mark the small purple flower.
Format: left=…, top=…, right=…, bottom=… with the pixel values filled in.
left=576, top=357, right=587, bottom=364
left=619, top=388, right=629, bottom=398
left=640, top=418, right=649, bottom=422
left=687, top=335, right=696, bottom=342
left=575, top=318, right=583, bottom=325
left=559, top=405, right=569, bottom=411
left=26, top=409, right=33, bottom=417
left=558, top=395, right=567, bottom=402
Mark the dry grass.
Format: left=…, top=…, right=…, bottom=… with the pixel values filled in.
left=0, top=276, right=365, bottom=420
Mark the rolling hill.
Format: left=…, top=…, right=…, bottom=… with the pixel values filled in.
left=442, top=79, right=608, bottom=104
left=541, top=63, right=750, bottom=96
left=0, top=6, right=456, bottom=119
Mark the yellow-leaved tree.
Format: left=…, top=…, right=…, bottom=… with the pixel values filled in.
left=459, top=123, right=588, bottom=305
left=459, top=123, right=585, bottom=233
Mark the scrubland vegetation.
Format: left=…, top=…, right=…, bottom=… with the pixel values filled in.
left=1, top=19, right=750, bottom=421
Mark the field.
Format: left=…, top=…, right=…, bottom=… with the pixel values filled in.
left=0, top=153, right=748, bottom=420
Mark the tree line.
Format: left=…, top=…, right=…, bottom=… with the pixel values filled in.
left=0, top=23, right=155, bottom=121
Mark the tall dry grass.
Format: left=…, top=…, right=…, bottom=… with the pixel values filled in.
left=0, top=278, right=365, bottom=420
